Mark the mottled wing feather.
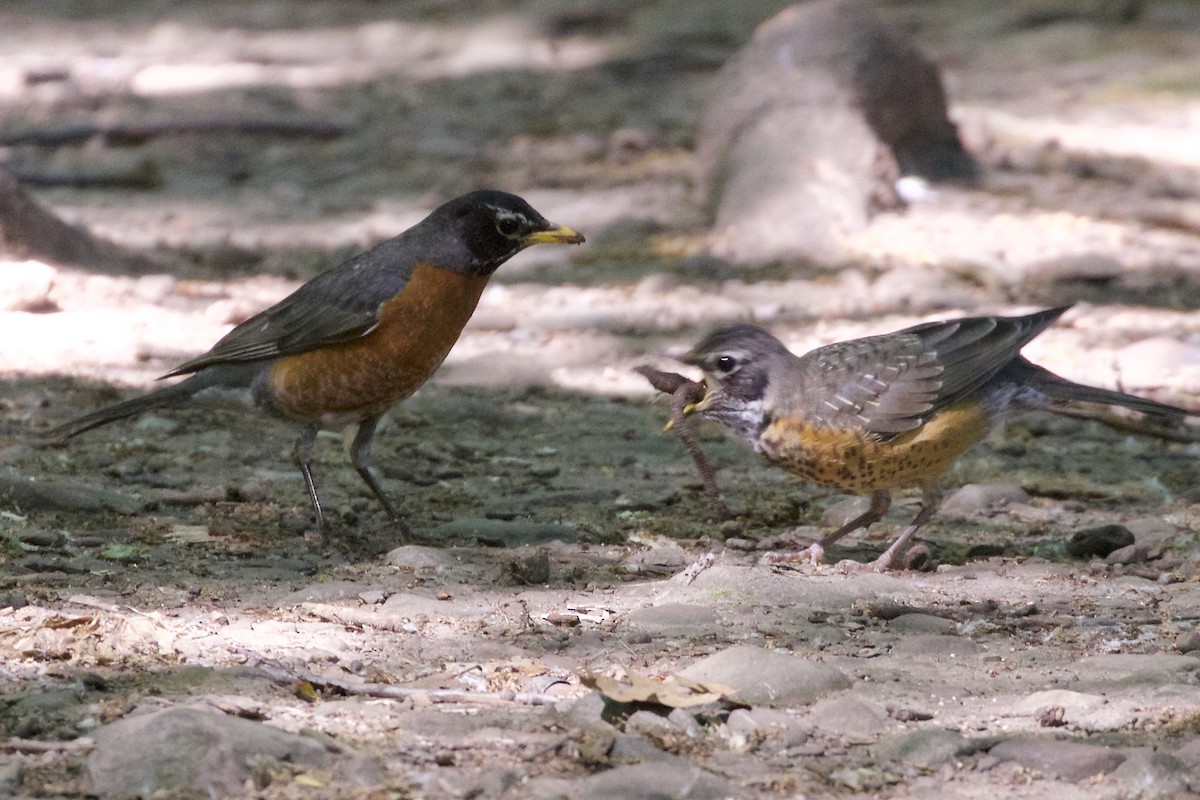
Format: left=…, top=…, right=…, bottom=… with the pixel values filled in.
left=793, top=307, right=1068, bottom=437
left=797, top=333, right=943, bottom=434
left=167, top=244, right=417, bottom=376
left=914, top=308, right=1066, bottom=402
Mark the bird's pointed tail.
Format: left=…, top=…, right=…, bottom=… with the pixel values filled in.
left=1008, top=357, right=1189, bottom=418
left=39, top=373, right=214, bottom=444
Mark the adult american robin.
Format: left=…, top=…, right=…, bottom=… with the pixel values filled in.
left=676, top=307, right=1190, bottom=570
left=44, top=190, right=584, bottom=539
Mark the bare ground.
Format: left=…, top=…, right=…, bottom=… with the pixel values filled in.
left=3, top=1, right=1200, bottom=798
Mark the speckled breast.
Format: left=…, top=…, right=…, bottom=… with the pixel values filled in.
left=758, top=401, right=993, bottom=492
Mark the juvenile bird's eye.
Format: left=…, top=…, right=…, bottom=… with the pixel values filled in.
left=495, top=217, right=521, bottom=237
left=715, top=355, right=739, bottom=374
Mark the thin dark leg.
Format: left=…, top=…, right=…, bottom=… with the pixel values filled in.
left=868, top=486, right=941, bottom=572
left=769, top=490, right=891, bottom=566
left=818, top=489, right=892, bottom=551
left=350, top=416, right=411, bottom=538
left=293, top=425, right=327, bottom=539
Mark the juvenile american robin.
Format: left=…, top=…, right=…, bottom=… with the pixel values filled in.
left=677, top=307, right=1191, bottom=570
left=44, top=190, right=584, bottom=539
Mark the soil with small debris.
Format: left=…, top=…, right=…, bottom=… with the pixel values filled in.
left=3, top=2, right=1200, bottom=798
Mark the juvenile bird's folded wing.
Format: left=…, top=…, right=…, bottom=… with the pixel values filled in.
left=800, top=334, right=943, bottom=435
left=796, top=307, right=1069, bottom=437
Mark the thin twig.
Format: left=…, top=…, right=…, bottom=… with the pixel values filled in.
left=245, top=655, right=561, bottom=706
left=8, top=161, right=161, bottom=190
left=0, top=117, right=351, bottom=148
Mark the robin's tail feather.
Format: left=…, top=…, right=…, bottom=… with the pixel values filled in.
left=1008, top=357, right=1189, bottom=418
left=41, top=372, right=220, bottom=443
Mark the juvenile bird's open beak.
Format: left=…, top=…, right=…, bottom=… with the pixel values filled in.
left=522, top=225, right=585, bottom=247
left=662, top=385, right=709, bottom=431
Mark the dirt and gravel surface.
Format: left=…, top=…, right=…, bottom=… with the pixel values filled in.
left=3, top=1, right=1200, bottom=798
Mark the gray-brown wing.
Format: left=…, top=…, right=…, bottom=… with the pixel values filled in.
left=792, top=332, right=944, bottom=435
left=792, top=307, right=1068, bottom=436
left=166, top=241, right=417, bottom=376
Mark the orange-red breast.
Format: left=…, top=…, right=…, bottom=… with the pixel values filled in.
left=44, top=190, right=584, bottom=539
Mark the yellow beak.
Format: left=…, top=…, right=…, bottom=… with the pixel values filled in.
left=521, top=225, right=585, bottom=247
left=663, top=400, right=704, bottom=431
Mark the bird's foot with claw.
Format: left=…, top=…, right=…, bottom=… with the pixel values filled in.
left=836, top=555, right=894, bottom=573
left=763, top=542, right=825, bottom=568
left=837, top=543, right=932, bottom=573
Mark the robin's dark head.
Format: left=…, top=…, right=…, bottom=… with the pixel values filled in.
left=679, top=323, right=796, bottom=443
left=421, top=190, right=585, bottom=276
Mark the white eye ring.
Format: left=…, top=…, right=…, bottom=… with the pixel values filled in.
left=495, top=216, right=521, bottom=238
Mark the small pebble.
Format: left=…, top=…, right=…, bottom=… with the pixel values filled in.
left=1105, top=543, right=1150, bottom=565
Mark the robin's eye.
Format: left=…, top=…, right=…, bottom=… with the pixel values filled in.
left=495, top=217, right=521, bottom=238
left=715, top=355, right=739, bottom=374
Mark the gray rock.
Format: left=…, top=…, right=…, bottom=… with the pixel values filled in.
left=1175, top=737, right=1200, bottom=768
left=1066, top=524, right=1135, bottom=559
left=1110, top=748, right=1194, bottom=799
left=1124, top=517, right=1180, bottom=549
left=17, top=528, right=67, bottom=548
left=890, top=634, right=982, bottom=657
left=1075, top=653, right=1200, bottom=687
left=427, top=517, right=581, bottom=546
left=726, top=708, right=807, bottom=747
left=0, top=469, right=144, bottom=514
left=575, top=762, right=733, bottom=800
left=619, top=546, right=688, bottom=576
left=666, top=707, right=704, bottom=739
left=940, top=484, right=1030, bottom=518
left=1177, top=630, right=1200, bottom=655
left=4, top=688, right=83, bottom=738
left=989, top=737, right=1126, bottom=782
left=888, top=613, right=957, bottom=634
left=87, top=707, right=333, bottom=797
left=624, top=710, right=679, bottom=739
left=1105, top=542, right=1150, bottom=565
left=626, top=603, right=718, bottom=635
left=608, top=733, right=677, bottom=764
left=383, top=545, right=461, bottom=571
left=678, top=644, right=851, bottom=707
left=555, top=692, right=609, bottom=728
left=380, top=592, right=470, bottom=619
left=1010, top=690, right=1107, bottom=717
left=873, top=729, right=976, bottom=769
left=278, top=580, right=365, bottom=605
left=806, top=694, right=889, bottom=738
